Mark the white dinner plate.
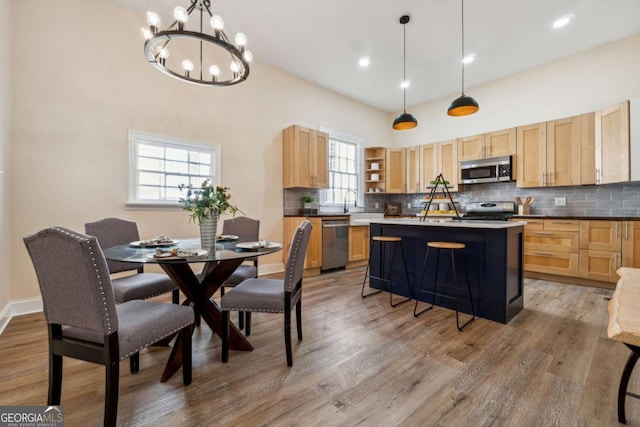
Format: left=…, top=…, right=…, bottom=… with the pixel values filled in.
left=130, top=240, right=178, bottom=248
left=236, top=241, right=282, bottom=250
left=145, top=249, right=208, bottom=260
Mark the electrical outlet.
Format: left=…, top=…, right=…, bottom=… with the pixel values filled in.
left=375, top=202, right=379, bottom=209
left=407, top=202, right=412, bottom=209
left=554, top=197, right=567, bottom=206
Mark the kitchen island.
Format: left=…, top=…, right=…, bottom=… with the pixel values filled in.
left=367, top=218, right=524, bottom=324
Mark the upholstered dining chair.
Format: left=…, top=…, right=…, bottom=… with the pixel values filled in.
left=221, top=220, right=312, bottom=366
left=220, top=216, right=260, bottom=333
left=24, top=227, right=194, bottom=427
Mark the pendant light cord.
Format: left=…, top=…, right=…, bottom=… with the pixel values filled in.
left=461, top=0, right=465, bottom=95
left=403, top=21, right=407, bottom=113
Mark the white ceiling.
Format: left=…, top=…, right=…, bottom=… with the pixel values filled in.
left=115, top=0, right=640, bottom=113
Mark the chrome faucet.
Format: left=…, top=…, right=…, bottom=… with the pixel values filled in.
left=344, top=190, right=357, bottom=213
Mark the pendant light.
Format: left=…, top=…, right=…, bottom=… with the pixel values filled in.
left=393, top=15, right=418, bottom=130
left=447, top=0, right=479, bottom=116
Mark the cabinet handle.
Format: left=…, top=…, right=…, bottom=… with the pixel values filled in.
left=615, top=253, right=620, bottom=269
left=533, top=251, right=554, bottom=257
left=551, top=221, right=573, bottom=225
left=486, top=145, right=490, bottom=158
left=626, top=222, right=629, bottom=239
left=596, top=168, right=600, bottom=184
left=616, top=222, right=620, bottom=239
left=542, top=173, right=546, bottom=186
left=534, top=231, right=554, bottom=235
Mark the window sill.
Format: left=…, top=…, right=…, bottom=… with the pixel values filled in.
left=125, top=202, right=182, bottom=211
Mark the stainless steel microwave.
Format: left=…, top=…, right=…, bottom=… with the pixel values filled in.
left=460, top=156, right=513, bottom=184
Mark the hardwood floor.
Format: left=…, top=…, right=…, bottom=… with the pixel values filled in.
left=0, top=267, right=637, bottom=426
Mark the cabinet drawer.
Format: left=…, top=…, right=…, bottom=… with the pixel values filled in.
left=524, top=249, right=579, bottom=277
left=521, top=219, right=543, bottom=231
left=543, top=219, right=579, bottom=232
left=524, top=230, right=579, bottom=253
left=579, top=249, right=620, bottom=283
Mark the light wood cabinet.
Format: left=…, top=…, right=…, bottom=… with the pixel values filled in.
left=458, top=129, right=515, bottom=162
left=386, top=148, right=406, bottom=193
left=523, top=219, right=579, bottom=277
left=348, top=226, right=369, bottom=262
left=419, top=139, right=459, bottom=192
left=364, top=147, right=385, bottom=194
left=406, top=147, right=420, bottom=193
left=517, top=114, right=594, bottom=188
left=283, top=217, right=322, bottom=275
left=579, top=249, right=619, bottom=283
left=283, top=125, right=328, bottom=189
left=579, top=220, right=622, bottom=283
left=622, top=221, right=640, bottom=268
left=596, top=100, right=630, bottom=184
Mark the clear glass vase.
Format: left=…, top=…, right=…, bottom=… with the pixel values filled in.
left=199, top=212, right=218, bottom=250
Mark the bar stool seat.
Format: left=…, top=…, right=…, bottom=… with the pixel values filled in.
left=414, top=241, right=475, bottom=331
left=361, top=236, right=412, bottom=307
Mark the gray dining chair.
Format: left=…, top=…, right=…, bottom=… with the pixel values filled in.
left=220, top=216, right=260, bottom=333
left=221, top=220, right=312, bottom=366
left=24, top=227, right=194, bottom=427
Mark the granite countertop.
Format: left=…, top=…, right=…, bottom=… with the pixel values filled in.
left=512, top=215, right=640, bottom=221
left=371, top=217, right=523, bottom=229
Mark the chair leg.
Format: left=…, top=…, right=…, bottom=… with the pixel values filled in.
left=129, top=353, right=139, bottom=374
left=48, top=352, right=63, bottom=406
left=296, top=300, right=303, bottom=341
left=104, top=360, right=119, bottom=427
left=245, top=312, right=252, bottom=337
left=238, top=311, right=245, bottom=330
left=221, top=311, right=229, bottom=363
left=181, top=326, right=193, bottom=386
left=618, top=345, right=640, bottom=424
left=285, top=310, right=293, bottom=366
left=172, top=289, right=179, bottom=304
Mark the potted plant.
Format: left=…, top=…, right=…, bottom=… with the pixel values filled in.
left=302, top=195, right=315, bottom=209
left=179, top=179, right=242, bottom=249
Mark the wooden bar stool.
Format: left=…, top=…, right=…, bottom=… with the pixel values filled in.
left=361, top=236, right=412, bottom=307
left=414, top=241, right=475, bottom=331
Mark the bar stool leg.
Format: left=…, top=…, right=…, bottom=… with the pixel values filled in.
left=457, top=251, right=476, bottom=331
left=361, top=240, right=382, bottom=298
left=415, top=246, right=440, bottom=316
left=389, top=242, right=411, bottom=307
left=414, top=246, right=431, bottom=317
left=619, top=344, right=640, bottom=424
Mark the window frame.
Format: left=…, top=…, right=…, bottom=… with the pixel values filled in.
left=126, top=130, right=221, bottom=210
left=319, top=126, right=364, bottom=207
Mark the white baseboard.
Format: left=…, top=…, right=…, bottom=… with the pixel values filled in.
left=0, top=297, right=43, bottom=335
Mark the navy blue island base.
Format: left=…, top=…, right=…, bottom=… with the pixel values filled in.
left=367, top=219, right=525, bottom=324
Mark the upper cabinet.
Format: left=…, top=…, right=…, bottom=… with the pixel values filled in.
left=596, top=100, right=630, bottom=185
left=419, top=139, right=459, bottom=193
left=364, top=147, right=386, bottom=193
left=283, top=125, right=328, bottom=189
left=406, top=146, right=420, bottom=194
left=386, top=148, right=406, bottom=193
left=516, top=114, right=594, bottom=188
left=458, top=128, right=516, bottom=162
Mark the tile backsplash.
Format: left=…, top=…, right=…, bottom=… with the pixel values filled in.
left=284, top=181, right=640, bottom=217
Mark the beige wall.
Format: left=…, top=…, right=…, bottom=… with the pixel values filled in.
left=9, top=0, right=390, bottom=301
left=0, top=0, right=11, bottom=323
left=390, top=33, right=640, bottom=147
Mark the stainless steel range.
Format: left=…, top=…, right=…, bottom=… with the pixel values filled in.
left=464, top=201, right=516, bottom=221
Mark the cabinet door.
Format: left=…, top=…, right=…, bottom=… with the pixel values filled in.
left=516, top=123, right=546, bottom=188
left=524, top=249, right=579, bottom=277
left=283, top=125, right=313, bottom=188
left=580, top=113, right=596, bottom=185
left=283, top=217, right=322, bottom=270
left=348, top=226, right=369, bottom=262
left=579, top=249, right=620, bottom=282
left=579, top=220, right=622, bottom=251
left=485, top=128, right=516, bottom=159
left=386, top=148, right=406, bottom=193
left=458, top=134, right=485, bottom=161
left=547, top=116, right=581, bottom=187
left=313, top=130, right=329, bottom=189
left=596, top=100, right=630, bottom=185
left=419, top=143, right=438, bottom=191
left=622, top=221, right=640, bottom=268
left=438, top=139, right=459, bottom=192
left=406, top=147, right=420, bottom=193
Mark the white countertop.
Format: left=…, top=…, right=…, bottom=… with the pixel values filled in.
left=364, top=217, right=525, bottom=229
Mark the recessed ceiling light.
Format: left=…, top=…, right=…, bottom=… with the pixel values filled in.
left=400, top=80, right=410, bottom=89
left=462, top=54, right=476, bottom=64
left=358, top=57, right=370, bottom=67
left=553, top=14, right=574, bottom=29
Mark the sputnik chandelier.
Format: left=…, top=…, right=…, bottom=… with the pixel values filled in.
left=142, top=0, right=251, bottom=86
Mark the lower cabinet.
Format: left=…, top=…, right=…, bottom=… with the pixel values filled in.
left=522, top=219, right=579, bottom=277
left=283, top=217, right=322, bottom=275
left=348, top=226, right=369, bottom=262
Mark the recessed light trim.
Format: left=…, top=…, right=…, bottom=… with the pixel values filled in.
left=553, top=14, right=574, bottom=29
left=358, top=57, right=370, bottom=67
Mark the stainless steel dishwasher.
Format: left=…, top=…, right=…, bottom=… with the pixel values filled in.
left=321, top=218, right=349, bottom=271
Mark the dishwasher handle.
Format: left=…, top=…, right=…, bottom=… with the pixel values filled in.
left=322, top=220, right=349, bottom=228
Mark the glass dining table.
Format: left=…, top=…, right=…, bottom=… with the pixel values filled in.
left=103, top=237, right=283, bottom=382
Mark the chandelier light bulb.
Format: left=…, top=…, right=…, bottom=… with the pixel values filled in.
left=230, top=61, right=240, bottom=73
left=209, top=65, right=220, bottom=76
left=182, top=60, right=194, bottom=72
left=243, top=50, right=253, bottom=63
left=146, top=11, right=161, bottom=28
left=234, top=33, right=247, bottom=47
left=210, top=15, right=224, bottom=31
left=141, top=27, right=153, bottom=40
left=173, top=6, right=189, bottom=23
left=158, top=48, right=170, bottom=59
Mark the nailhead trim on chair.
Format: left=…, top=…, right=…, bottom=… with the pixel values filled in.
left=52, top=226, right=114, bottom=334
left=118, top=320, right=193, bottom=360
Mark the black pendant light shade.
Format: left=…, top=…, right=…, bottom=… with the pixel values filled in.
left=393, top=112, right=418, bottom=130
left=448, top=0, right=479, bottom=117
left=393, top=15, right=418, bottom=130
left=447, top=94, right=479, bottom=116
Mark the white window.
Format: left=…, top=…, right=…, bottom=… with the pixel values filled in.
left=320, top=127, right=363, bottom=206
left=127, top=130, right=220, bottom=208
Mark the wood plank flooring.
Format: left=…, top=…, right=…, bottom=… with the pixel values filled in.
left=0, top=267, right=637, bottom=426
